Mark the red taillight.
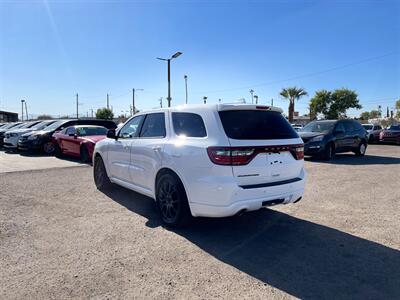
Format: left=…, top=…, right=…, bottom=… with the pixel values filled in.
left=290, top=145, right=304, bottom=160
left=207, top=147, right=255, bottom=165
left=207, top=144, right=304, bottom=165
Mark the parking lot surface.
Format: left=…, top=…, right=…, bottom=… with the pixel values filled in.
left=1, top=145, right=399, bottom=299
left=0, top=150, right=85, bottom=173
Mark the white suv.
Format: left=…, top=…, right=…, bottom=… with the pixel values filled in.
left=93, top=104, right=306, bottom=227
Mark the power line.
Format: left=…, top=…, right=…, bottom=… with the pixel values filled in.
left=192, top=51, right=399, bottom=95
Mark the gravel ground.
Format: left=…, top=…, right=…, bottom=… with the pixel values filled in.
left=1, top=145, right=399, bottom=299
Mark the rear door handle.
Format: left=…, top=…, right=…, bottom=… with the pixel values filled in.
left=152, top=146, right=161, bottom=151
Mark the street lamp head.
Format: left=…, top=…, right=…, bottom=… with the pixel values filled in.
left=184, top=75, right=187, bottom=79
left=171, top=51, right=182, bottom=59
left=157, top=57, right=168, bottom=61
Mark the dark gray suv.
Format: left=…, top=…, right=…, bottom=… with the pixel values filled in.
left=298, top=119, right=368, bottom=160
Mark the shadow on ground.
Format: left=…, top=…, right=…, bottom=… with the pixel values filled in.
left=306, top=154, right=400, bottom=165
left=101, top=185, right=400, bottom=299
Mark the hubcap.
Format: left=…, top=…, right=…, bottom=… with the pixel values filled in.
left=44, top=142, right=54, bottom=154
left=158, top=181, right=179, bottom=222
left=360, top=143, right=366, bottom=154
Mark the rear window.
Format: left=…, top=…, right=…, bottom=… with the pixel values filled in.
left=218, top=110, right=298, bottom=140
left=172, top=112, right=207, bottom=137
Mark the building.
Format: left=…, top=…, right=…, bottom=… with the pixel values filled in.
left=0, top=110, right=18, bottom=123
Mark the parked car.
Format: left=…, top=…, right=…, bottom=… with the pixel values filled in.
left=379, top=124, right=400, bottom=145
left=53, top=125, right=108, bottom=162
left=3, top=120, right=56, bottom=150
left=18, top=119, right=117, bottom=154
left=298, top=119, right=368, bottom=160
left=0, top=122, right=24, bottom=147
left=93, top=104, right=306, bottom=227
left=362, top=124, right=383, bottom=143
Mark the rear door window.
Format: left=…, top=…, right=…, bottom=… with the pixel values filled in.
left=343, top=121, right=355, bottom=132
left=139, top=113, right=166, bottom=138
left=172, top=112, right=206, bottom=137
left=218, top=110, right=298, bottom=140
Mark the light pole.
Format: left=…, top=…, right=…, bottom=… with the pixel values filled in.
left=203, top=96, right=207, bottom=104
left=249, top=89, right=254, bottom=104
left=132, top=88, right=144, bottom=115
left=184, top=75, right=188, bottom=104
left=254, top=95, right=258, bottom=104
left=21, top=99, right=25, bottom=121
left=157, top=51, right=182, bottom=107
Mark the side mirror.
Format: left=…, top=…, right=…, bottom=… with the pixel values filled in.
left=107, top=129, right=117, bottom=139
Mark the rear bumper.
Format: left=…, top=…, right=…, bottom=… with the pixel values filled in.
left=188, top=169, right=306, bottom=218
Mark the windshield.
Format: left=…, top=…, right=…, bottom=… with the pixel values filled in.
left=362, top=124, right=373, bottom=130
left=302, top=121, right=336, bottom=133
left=30, top=120, right=56, bottom=130
left=1, top=123, right=20, bottom=130
left=43, top=120, right=68, bottom=131
left=77, top=126, right=107, bottom=136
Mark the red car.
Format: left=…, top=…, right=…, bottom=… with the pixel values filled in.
left=53, top=125, right=108, bottom=162
left=379, top=125, right=400, bottom=145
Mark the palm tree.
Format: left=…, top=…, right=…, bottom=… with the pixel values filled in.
left=280, top=87, right=308, bottom=123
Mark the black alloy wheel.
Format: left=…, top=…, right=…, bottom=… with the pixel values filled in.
left=93, top=155, right=112, bottom=190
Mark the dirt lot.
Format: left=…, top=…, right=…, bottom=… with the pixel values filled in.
left=1, top=145, right=399, bottom=299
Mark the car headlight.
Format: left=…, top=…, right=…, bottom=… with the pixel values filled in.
left=310, top=135, right=324, bottom=142
left=28, top=135, right=40, bottom=141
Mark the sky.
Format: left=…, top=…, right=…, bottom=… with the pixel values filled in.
left=0, top=0, right=399, bottom=119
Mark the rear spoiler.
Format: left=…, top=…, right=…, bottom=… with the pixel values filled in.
left=217, top=104, right=283, bottom=113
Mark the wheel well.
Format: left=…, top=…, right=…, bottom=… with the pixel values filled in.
left=155, top=168, right=185, bottom=195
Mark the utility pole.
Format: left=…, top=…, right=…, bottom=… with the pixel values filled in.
left=254, top=95, right=259, bottom=104
left=184, top=75, right=188, bottom=104
left=271, top=98, right=274, bottom=106
left=21, top=99, right=25, bottom=121
left=25, top=101, right=28, bottom=121
left=107, top=93, right=109, bottom=109
left=203, top=96, right=207, bottom=104
left=91, top=108, right=94, bottom=118
left=249, top=89, right=254, bottom=104
left=76, top=93, right=79, bottom=119
left=159, top=97, right=163, bottom=108
left=132, top=88, right=143, bottom=115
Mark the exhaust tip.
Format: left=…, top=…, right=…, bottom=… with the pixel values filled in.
left=294, top=197, right=302, bottom=203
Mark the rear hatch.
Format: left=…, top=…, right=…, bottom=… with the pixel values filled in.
left=214, top=105, right=304, bottom=187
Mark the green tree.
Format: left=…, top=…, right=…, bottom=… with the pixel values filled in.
left=369, top=110, right=380, bottom=119
left=395, top=99, right=400, bottom=110
left=310, top=88, right=362, bottom=119
left=280, top=87, right=308, bottom=123
left=96, top=108, right=114, bottom=120
left=360, top=111, right=370, bottom=120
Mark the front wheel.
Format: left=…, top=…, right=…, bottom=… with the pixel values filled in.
left=156, top=173, right=191, bottom=228
left=321, top=143, right=335, bottom=160
left=93, top=155, right=112, bottom=190
left=355, top=141, right=367, bottom=156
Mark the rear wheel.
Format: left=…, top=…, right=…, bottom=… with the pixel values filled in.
left=93, top=155, right=112, bottom=190
left=355, top=141, right=367, bottom=156
left=80, top=145, right=90, bottom=163
left=54, top=143, right=63, bottom=158
left=321, top=142, right=335, bottom=160
left=156, top=173, right=191, bottom=228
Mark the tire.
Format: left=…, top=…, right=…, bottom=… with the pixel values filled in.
left=54, top=143, right=63, bottom=158
left=93, top=155, right=112, bottom=190
left=355, top=141, right=367, bottom=156
left=321, top=142, right=335, bottom=160
left=80, top=145, right=90, bottom=163
left=156, top=173, right=192, bottom=228
left=43, top=141, right=55, bottom=155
